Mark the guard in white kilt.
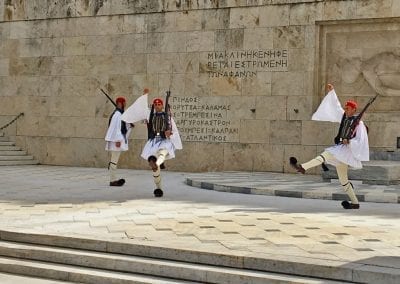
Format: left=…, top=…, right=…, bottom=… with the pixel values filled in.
left=121, top=88, right=182, bottom=197
left=105, top=96, right=133, bottom=187
left=289, top=84, right=370, bottom=209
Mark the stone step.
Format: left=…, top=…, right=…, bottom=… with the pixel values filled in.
left=0, top=271, right=78, bottom=284
left=0, top=155, right=35, bottom=161
left=0, top=230, right=397, bottom=284
left=0, top=150, right=27, bottom=156
left=0, top=137, right=9, bottom=142
left=322, top=160, right=400, bottom=185
left=0, top=240, right=349, bottom=284
left=0, top=160, right=39, bottom=166
left=0, top=145, right=21, bottom=151
left=0, top=256, right=199, bottom=284
left=0, top=142, right=14, bottom=146
left=370, top=150, right=400, bottom=161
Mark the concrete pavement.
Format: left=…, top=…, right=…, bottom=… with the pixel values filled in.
left=0, top=165, right=399, bottom=283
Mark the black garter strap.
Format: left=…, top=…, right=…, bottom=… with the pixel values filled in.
left=341, top=182, right=353, bottom=188
left=108, top=162, right=117, bottom=170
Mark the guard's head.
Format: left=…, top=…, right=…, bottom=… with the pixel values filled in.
left=116, top=96, right=126, bottom=109
left=153, top=98, right=163, bottom=112
left=344, top=100, right=357, bottom=117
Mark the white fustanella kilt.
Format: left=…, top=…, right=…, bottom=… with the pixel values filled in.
left=141, top=137, right=176, bottom=160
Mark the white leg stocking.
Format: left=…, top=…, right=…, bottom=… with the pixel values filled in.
left=156, top=149, right=169, bottom=166
left=153, top=167, right=161, bottom=189
left=336, top=162, right=359, bottom=204
left=301, top=151, right=332, bottom=171
left=109, top=151, right=121, bottom=182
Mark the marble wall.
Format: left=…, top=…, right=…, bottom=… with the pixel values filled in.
left=1, top=0, right=399, bottom=172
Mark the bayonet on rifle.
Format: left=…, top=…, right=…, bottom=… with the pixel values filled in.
left=100, top=88, right=117, bottom=107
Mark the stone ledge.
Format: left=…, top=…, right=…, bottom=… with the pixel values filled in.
left=322, top=160, right=400, bottom=185
left=0, top=229, right=399, bottom=284
left=185, top=172, right=400, bottom=204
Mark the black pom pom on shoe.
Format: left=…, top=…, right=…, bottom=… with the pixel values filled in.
left=154, top=188, right=163, bottom=197
left=289, top=157, right=305, bottom=174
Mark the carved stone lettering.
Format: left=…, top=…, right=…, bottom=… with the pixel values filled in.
left=171, top=97, right=239, bottom=142
left=203, top=49, right=288, bottom=78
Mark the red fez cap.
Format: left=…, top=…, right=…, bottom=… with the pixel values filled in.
left=144, top=88, right=149, bottom=94
left=153, top=98, right=163, bottom=105
left=116, top=96, right=126, bottom=105
left=345, top=100, right=357, bottom=109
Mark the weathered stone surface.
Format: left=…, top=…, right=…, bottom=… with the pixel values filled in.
left=161, top=32, right=187, bottom=53
left=355, top=0, right=392, bottom=19
left=243, top=28, right=273, bottom=50
left=229, top=7, right=260, bottom=29
left=289, top=2, right=323, bottom=25
left=284, top=144, right=319, bottom=174
left=0, top=58, right=8, bottom=76
left=201, top=9, right=230, bottom=30
left=258, top=5, right=289, bottom=27
left=287, top=96, right=313, bottom=121
left=239, top=120, right=270, bottom=144
left=322, top=0, right=357, bottom=21
left=175, top=10, right=202, bottom=32
left=0, top=0, right=4, bottom=22
left=270, top=120, right=302, bottom=145
left=169, top=142, right=224, bottom=172
left=253, top=144, right=285, bottom=172
left=186, top=31, right=215, bottom=52
left=273, top=26, right=305, bottom=49
left=288, top=48, right=314, bottom=72
left=271, top=72, right=305, bottom=97
left=368, top=122, right=400, bottom=148
left=3, top=0, right=26, bottom=21
left=242, top=72, right=272, bottom=97
left=393, top=0, right=400, bottom=16
left=215, top=29, right=244, bottom=51
left=255, top=96, right=286, bottom=120
left=184, top=73, right=212, bottom=97
left=0, top=0, right=399, bottom=172
left=301, top=121, right=336, bottom=146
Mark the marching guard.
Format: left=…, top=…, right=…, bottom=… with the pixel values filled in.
left=105, top=96, right=133, bottom=187
left=121, top=88, right=182, bottom=197
left=289, top=84, right=375, bottom=209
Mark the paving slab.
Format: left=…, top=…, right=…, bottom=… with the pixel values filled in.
left=0, top=165, right=399, bottom=283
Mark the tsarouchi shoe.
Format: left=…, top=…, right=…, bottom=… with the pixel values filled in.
left=110, top=179, right=125, bottom=187
left=289, top=157, right=305, bottom=174
left=341, top=201, right=360, bottom=209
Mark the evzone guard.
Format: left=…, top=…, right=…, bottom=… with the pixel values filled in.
left=104, top=95, right=134, bottom=187
left=121, top=88, right=182, bottom=197
left=290, top=84, right=377, bottom=209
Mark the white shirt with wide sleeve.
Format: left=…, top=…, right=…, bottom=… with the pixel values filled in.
left=105, top=111, right=131, bottom=152
left=311, top=89, right=369, bottom=168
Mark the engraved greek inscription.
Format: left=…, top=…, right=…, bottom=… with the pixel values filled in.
left=205, top=49, right=289, bottom=78
left=172, top=97, right=239, bottom=143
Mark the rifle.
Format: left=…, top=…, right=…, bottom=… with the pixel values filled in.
left=345, top=93, right=379, bottom=140
left=100, top=88, right=117, bottom=107
left=164, top=90, right=172, bottom=131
